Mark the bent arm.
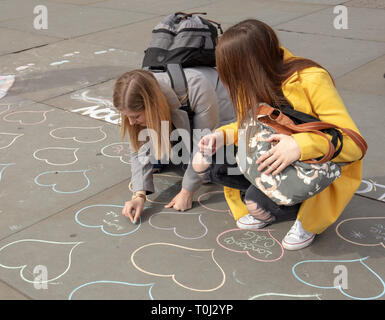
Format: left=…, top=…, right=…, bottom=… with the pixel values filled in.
left=216, top=121, right=239, bottom=146
left=290, top=70, right=364, bottom=163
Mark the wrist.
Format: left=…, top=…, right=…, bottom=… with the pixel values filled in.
left=181, top=188, right=194, bottom=196
left=213, top=130, right=223, bottom=139
left=132, top=192, right=147, bottom=201
left=214, top=130, right=225, bottom=147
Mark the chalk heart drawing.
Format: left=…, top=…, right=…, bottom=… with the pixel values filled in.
left=101, top=142, right=131, bottom=164
left=34, top=169, right=90, bottom=194
left=336, top=217, right=385, bottom=248
left=292, top=257, right=385, bottom=300
left=33, top=147, right=80, bottom=166
left=0, top=132, right=24, bottom=150
left=0, top=104, right=11, bottom=115
left=74, top=204, right=141, bottom=236
left=0, top=163, right=15, bottom=181
left=68, top=281, right=155, bottom=300
left=49, top=126, right=107, bottom=143
left=197, top=191, right=231, bottom=214
left=131, top=243, right=226, bottom=292
left=3, top=109, right=54, bottom=125
left=216, top=229, right=284, bottom=262
left=0, top=239, right=83, bottom=284
left=149, top=211, right=208, bottom=240
left=129, top=174, right=183, bottom=204
left=356, top=179, right=385, bottom=202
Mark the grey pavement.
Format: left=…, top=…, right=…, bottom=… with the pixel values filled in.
left=0, top=0, right=384, bottom=301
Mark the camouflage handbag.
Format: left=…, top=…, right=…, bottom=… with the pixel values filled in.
left=235, top=102, right=368, bottom=206
left=236, top=117, right=342, bottom=206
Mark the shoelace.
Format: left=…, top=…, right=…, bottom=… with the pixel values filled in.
left=287, top=220, right=303, bottom=238
left=288, top=220, right=314, bottom=240
left=245, top=214, right=258, bottom=222
left=249, top=214, right=266, bottom=223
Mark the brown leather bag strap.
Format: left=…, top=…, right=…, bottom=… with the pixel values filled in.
left=256, top=105, right=335, bottom=163
left=283, top=123, right=336, bottom=164
left=295, top=122, right=367, bottom=159
left=339, top=127, right=368, bottom=159
left=256, top=104, right=367, bottom=162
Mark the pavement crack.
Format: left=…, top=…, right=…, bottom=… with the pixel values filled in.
left=276, top=28, right=385, bottom=43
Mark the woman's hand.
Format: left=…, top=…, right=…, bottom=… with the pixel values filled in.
left=256, top=134, right=301, bottom=175
left=198, top=131, right=224, bottom=156
left=122, top=197, right=145, bottom=224
left=165, top=188, right=194, bottom=211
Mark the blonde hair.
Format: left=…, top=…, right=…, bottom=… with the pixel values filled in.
left=113, top=69, right=171, bottom=160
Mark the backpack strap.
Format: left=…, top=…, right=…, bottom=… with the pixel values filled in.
left=167, top=63, right=188, bottom=101
left=167, top=63, right=195, bottom=151
left=167, top=63, right=195, bottom=128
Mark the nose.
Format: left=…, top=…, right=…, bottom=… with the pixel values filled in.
left=128, top=117, right=136, bottom=125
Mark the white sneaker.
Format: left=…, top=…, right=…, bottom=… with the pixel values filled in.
left=236, top=214, right=269, bottom=230
left=282, top=219, right=315, bottom=250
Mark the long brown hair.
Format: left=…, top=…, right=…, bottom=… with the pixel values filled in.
left=215, top=19, right=332, bottom=126
left=113, top=69, right=171, bottom=159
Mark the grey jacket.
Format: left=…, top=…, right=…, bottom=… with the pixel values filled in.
left=129, top=67, right=236, bottom=194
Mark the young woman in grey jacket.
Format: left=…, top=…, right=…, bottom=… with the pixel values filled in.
left=113, top=67, right=235, bottom=224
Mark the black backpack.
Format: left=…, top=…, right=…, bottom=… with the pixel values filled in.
left=142, top=12, right=223, bottom=129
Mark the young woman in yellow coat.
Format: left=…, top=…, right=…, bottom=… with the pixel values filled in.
left=192, top=19, right=365, bottom=250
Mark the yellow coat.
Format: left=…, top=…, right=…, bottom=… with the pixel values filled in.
left=218, top=48, right=364, bottom=234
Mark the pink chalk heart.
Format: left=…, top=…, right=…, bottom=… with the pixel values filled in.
left=216, top=228, right=284, bottom=262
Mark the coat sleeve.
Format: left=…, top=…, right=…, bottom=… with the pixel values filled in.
left=129, top=142, right=155, bottom=195
left=290, top=69, right=364, bottom=163
left=181, top=73, right=220, bottom=192
left=216, top=121, right=239, bottom=146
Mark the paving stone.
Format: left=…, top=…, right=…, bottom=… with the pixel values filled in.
left=277, top=30, right=385, bottom=78
left=89, top=0, right=220, bottom=15
left=279, top=0, right=350, bottom=4
left=356, top=176, right=385, bottom=203
left=0, top=281, right=29, bottom=299
left=187, top=0, right=327, bottom=26
left=45, top=0, right=106, bottom=5
left=0, top=28, right=61, bottom=57
left=0, top=0, right=71, bottom=23
left=74, top=16, right=164, bottom=54
left=0, top=39, right=143, bottom=102
left=345, top=0, right=385, bottom=9
left=1, top=0, right=385, bottom=303
left=43, top=79, right=119, bottom=126
left=338, top=89, right=385, bottom=179
left=335, top=54, right=385, bottom=97
left=0, top=3, right=155, bottom=38
left=0, top=187, right=383, bottom=300
left=277, top=6, right=385, bottom=42
left=0, top=99, right=132, bottom=240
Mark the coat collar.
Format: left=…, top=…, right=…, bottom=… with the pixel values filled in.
left=281, top=47, right=300, bottom=87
